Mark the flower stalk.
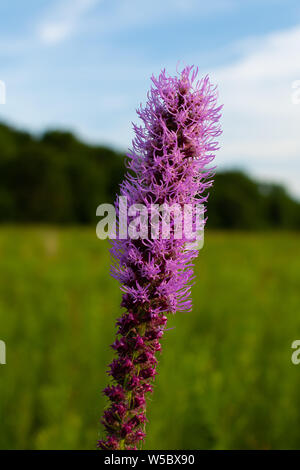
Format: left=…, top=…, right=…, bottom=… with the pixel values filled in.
left=98, top=66, right=222, bottom=450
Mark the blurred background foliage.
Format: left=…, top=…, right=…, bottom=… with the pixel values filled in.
left=0, top=229, right=300, bottom=449
left=0, top=121, right=299, bottom=229
left=0, top=122, right=300, bottom=449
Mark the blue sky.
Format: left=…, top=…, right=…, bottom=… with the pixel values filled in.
left=0, top=0, right=300, bottom=197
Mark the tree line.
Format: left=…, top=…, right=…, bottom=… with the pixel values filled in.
left=0, top=122, right=299, bottom=229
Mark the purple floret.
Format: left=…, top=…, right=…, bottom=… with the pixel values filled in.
left=99, top=65, right=222, bottom=450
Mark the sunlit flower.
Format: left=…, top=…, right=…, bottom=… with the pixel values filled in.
left=98, top=65, right=222, bottom=450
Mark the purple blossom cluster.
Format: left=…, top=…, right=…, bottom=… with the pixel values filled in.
left=98, top=66, right=222, bottom=450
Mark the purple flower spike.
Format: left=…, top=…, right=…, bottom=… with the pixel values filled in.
left=99, top=66, right=222, bottom=450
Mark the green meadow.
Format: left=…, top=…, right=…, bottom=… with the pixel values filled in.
left=0, top=227, right=300, bottom=449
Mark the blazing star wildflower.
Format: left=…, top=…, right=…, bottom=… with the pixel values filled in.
left=98, top=66, right=222, bottom=450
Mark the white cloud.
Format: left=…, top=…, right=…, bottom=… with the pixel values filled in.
left=208, top=25, right=300, bottom=197
left=83, top=0, right=236, bottom=36
left=39, top=23, right=72, bottom=45
left=213, top=25, right=300, bottom=158
left=38, top=0, right=99, bottom=45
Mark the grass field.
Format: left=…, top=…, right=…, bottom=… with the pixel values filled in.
left=0, top=227, right=300, bottom=449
